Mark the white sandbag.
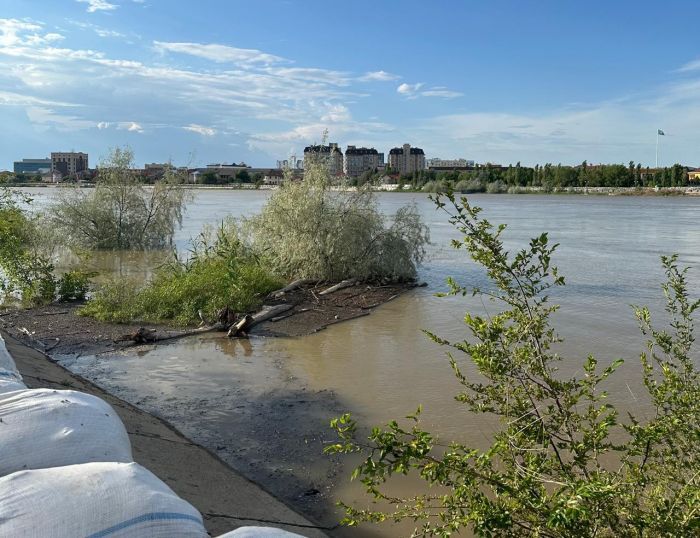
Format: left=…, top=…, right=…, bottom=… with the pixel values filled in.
left=0, top=333, right=22, bottom=384
left=0, top=388, right=132, bottom=476
left=0, top=462, right=208, bottom=538
left=218, top=527, right=305, bottom=537
left=0, top=377, right=26, bottom=395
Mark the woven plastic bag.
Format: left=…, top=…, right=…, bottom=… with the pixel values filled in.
left=0, top=462, right=208, bottom=538
left=0, top=388, right=132, bottom=476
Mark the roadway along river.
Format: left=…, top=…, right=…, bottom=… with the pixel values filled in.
left=22, top=188, right=700, bottom=536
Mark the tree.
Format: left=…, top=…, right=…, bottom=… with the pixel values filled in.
left=50, top=147, right=187, bottom=250
left=328, top=192, right=699, bottom=537
left=248, top=157, right=429, bottom=282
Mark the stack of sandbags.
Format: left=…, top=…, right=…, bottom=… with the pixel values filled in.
left=0, top=334, right=26, bottom=394
left=0, top=462, right=209, bottom=537
left=0, top=388, right=133, bottom=477
left=0, top=333, right=306, bottom=537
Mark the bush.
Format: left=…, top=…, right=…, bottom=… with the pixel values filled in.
left=248, top=160, right=429, bottom=282
left=81, top=221, right=282, bottom=324
left=57, top=270, right=94, bottom=302
left=50, top=147, right=187, bottom=250
left=0, top=189, right=57, bottom=305
left=454, top=179, right=486, bottom=193
left=328, top=193, right=700, bottom=537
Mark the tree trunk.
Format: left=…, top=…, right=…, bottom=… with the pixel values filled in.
left=227, top=304, right=294, bottom=337
left=269, top=278, right=315, bottom=299
left=319, top=279, right=356, bottom=296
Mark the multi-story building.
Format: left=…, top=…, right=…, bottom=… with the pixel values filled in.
left=276, top=157, right=303, bottom=170
left=426, top=158, right=475, bottom=171
left=343, top=146, right=384, bottom=178
left=51, top=152, right=88, bottom=177
left=388, top=144, right=425, bottom=175
left=13, top=158, right=52, bottom=175
left=303, top=143, right=343, bottom=176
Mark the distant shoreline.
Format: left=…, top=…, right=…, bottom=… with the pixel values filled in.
left=9, top=183, right=700, bottom=196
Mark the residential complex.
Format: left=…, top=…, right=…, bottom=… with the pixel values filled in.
left=13, top=158, right=52, bottom=175
left=388, top=143, right=426, bottom=175
left=303, top=143, right=344, bottom=176
left=51, top=152, right=89, bottom=177
left=343, top=146, right=384, bottom=178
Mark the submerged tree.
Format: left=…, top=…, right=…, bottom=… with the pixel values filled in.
left=328, top=192, right=699, bottom=537
left=248, top=157, right=430, bottom=282
left=50, top=147, right=187, bottom=250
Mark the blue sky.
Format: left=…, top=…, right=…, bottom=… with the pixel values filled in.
left=2, top=0, right=700, bottom=169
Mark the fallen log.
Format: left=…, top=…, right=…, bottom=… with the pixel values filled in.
left=269, top=278, right=314, bottom=299
left=228, top=304, right=294, bottom=337
left=117, top=324, right=226, bottom=345
left=318, top=279, right=356, bottom=296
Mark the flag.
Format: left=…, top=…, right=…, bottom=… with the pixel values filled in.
left=658, top=129, right=665, bottom=136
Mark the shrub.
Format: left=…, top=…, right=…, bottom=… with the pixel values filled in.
left=454, top=179, right=486, bottom=193
left=328, top=193, right=700, bottom=537
left=81, top=220, right=282, bottom=324
left=50, top=147, right=187, bottom=250
left=248, top=159, right=429, bottom=282
left=57, top=270, right=95, bottom=302
left=0, top=189, right=57, bottom=305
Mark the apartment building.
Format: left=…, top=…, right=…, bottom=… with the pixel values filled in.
left=343, top=146, right=384, bottom=178
left=51, top=152, right=88, bottom=177
left=388, top=143, right=425, bottom=175
left=303, top=143, right=343, bottom=176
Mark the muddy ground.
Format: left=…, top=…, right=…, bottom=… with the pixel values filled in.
left=0, top=281, right=417, bottom=356
left=0, top=281, right=420, bottom=532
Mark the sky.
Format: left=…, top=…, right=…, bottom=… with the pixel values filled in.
left=2, top=0, right=700, bottom=169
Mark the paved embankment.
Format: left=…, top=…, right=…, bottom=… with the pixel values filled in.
left=1, top=330, right=329, bottom=538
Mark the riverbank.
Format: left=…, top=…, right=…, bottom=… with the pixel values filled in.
left=0, top=329, right=329, bottom=537
left=7, top=182, right=700, bottom=195
left=0, top=281, right=417, bottom=532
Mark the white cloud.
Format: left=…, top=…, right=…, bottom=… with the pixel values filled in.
left=677, top=58, right=700, bottom=72
left=76, top=0, right=118, bottom=13
left=397, top=82, right=462, bottom=99
left=359, top=70, right=400, bottom=82
left=67, top=19, right=125, bottom=38
left=154, top=41, right=285, bottom=65
left=116, top=121, right=143, bottom=132
left=397, top=82, right=423, bottom=96
left=421, top=87, right=463, bottom=98
left=97, top=121, right=110, bottom=129
left=183, top=123, right=216, bottom=136
left=0, top=19, right=42, bottom=46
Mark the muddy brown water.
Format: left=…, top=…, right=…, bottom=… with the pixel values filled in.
left=22, top=188, right=700, bottom=536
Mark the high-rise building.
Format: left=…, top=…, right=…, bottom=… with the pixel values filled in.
left=343, top=146, right=384, bottom=178
left=51, top=152, right=88, bottom=177
left=303, top=143, right=343, bottom=176
left=13, top=158, right=52, bottom=175
left=426, top=158, right=475, bottom=171
left=388, top=144, right=425, bottom=175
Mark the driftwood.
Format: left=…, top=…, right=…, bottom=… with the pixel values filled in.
left=228, top=304, right=294, bottom=337
left=269, top=278, right=314, bottom=299
left=318, top=279, right=356, bottom=296
left=118, top=324, right=226, bottom=345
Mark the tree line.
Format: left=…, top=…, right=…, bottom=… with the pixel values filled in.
left=353, top=161, right=694, bottom=190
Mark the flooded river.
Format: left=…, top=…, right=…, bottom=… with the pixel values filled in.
left=23, top=188, right=700, bottom=535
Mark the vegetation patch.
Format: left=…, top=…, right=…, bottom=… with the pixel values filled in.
left=80, top=221, right=282, bottom=325
left=248, top=159, right=430, bottom=283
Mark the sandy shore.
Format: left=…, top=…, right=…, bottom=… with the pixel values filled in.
left=1, top=330, right=331, bottom=537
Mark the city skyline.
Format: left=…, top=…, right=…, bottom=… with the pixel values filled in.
left=2, top=1, right=700, bottom=169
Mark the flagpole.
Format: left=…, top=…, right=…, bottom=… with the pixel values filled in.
left=656, top=130, right=659, bottom=168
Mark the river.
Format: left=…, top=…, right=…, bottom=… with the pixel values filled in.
left=20, top=188, right=700, bottom=536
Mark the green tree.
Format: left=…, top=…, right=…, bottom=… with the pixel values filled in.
left=50, top=147, right=187, bottom=250
left=248, top=158, right=429, bottom=282
left=329, top=193, right=699, bottom=537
